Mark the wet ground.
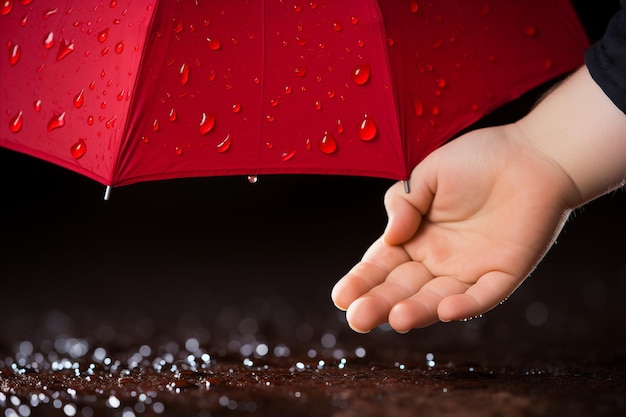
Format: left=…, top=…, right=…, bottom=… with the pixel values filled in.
left=2, top=3, right=626, bottom=415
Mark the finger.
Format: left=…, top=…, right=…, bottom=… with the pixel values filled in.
left=436, top=270, right=521, bottom=322
left=343, top=262, right=434, bottom=333
left=388, top=276, right=470, bottom=332
left=331, top=238, right=411, bottom=311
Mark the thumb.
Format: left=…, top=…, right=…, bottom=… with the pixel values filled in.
left=382, top=183, right=423, bottom=245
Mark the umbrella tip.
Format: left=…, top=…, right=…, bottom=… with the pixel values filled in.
left=403, top=180, right=410, bottom=193
left=103, top=185, right=112, bottom=201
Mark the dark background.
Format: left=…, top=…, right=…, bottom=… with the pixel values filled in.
left=1, top=1, right=624, bottom=355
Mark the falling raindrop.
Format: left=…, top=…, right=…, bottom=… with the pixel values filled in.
left=357, top=114, right=377, bottom=141
left=199, top=112, right=216, bottom=135
left=8, top=43, right=20, bottom=66
left=57, top=39, right=75, bottom=61
left=247, top=175, right=258, bottom=183
left=216, top=133, right=231, bottom=152
left=70, top=138, right=86, bottom=159
left=33, top=100, right=42, bottom=112
left=43, top=32, right=55, bottom=49
left=294, top=66, right=307, bottom=77
left=351, top=63, right=371, bottom=85
left=114, top=41, right=124, bottom=54
left=98, top=28, right=109, bottom=43
left=9, top=111, right=23, bottom=133
left=0, top=0, right=14, bottom=16
left=180, top=63, right=189, bottom=85
left=73, top=89, right=85, bottom=108
left=47, top=112, right=66, bottom=132
left=319, top=131, right=337, bottom=154
left=281, top=149, right=296, bottom=161
left=206, top=37, right=221, bottom=51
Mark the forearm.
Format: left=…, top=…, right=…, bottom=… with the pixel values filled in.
left=515, top=66, right=626, bottom=208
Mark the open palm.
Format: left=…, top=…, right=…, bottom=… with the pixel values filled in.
left=332, top=124, right=578, bottom=333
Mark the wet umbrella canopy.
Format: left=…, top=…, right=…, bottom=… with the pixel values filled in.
left=1, top=0, right=589, bottom=191
left=2, top=1, right=626, bottom=417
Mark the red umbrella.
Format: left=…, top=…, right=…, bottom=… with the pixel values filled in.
left=1, top=0, right=588, bottom=197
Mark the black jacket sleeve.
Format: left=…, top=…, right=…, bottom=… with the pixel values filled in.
left=584, top=0, right=626, bottom=114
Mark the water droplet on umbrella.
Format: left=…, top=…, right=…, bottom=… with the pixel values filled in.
left=436, top=77, right=446, bottom=88
left=180, top=63, right=189, bottom=85
left=8, top=43, right=20, bottom=66
left=57, top=39, right=75, bottom=61
left=43, top=32, right=55, bottom=49
left=141, top=135, right=149, bottom=143
left=33, top=99, right=42, bottom=112
left=117, top=90, right=125, bottom=101
left=350, top=16, right=359, bottom=25
left=47, top=112, right=66, bottom=132
left=20, top=0, right=32, bottom=4
left=100, top=101, right=107, bottom=109
left=332, top=119, right=343, bottom=134
left=296, top=36, right=306, bottom=46
left=413, top=99, right=423, bottom=116
left=351, top=63, right=371, bottom=85
left=208, top=69, right=217, bottom=81
left=152, top=119, right=159, bottom=131
left=471, top=103, right=479, bottom=111
left=270, top=98, right=279, bottom=107
left=294, top=66, right=307, bottom=77
left=206, top=37, right=221, bottom=51
left=114, top=41, right=124, bottom=54
left=265, top=115, right=275, bottom=123
left=73, top=89, right=85, bottom=108
left=0, top=0, right=14, bottom=16
left=247, top=175, right=258, bottom=183
left=314, top=100, right=322, bottom=110
left=168, top=108, right=177, bottom=121
left=319, top=131, right=337, bottom=154
left=305, top=138, right=312, bottom=150
left=278, top=148, right=296, bottom=162
left=284, top=85, right=292, bottom=95
left=87, top=115, right=94, bottom=125
left=98, top=28, right=109, bottom=43
left=432, top=39, right=443, bottom=49
left=70, top=138, right=86, bottom=159
left=293, top=4, right=302, bottom=12
left=199, top=112, right=216, bottom=135
left=409, top=0, right=419, bottom=13
left=357, top=39, right=365, bottom=48
left=89, top=80, right=96, bottom=90
left=522, top=24, right=537, bottom=37
left=101, top=46, right=110, bottom=56
left=216, top=133, right=231, bottom=152
left=173, top=18, right=185, bottom=34
left=19, top=14, right=27, bottom=26
left=332, top=21, right=342, bottom=31
left=43, top=8, right=58, bottom=19
left=232, top=102, right=241, bottom=113
left=175, top=146, right=183, bottom=155
left=357, top=114, right=377, bottom=141
left=430, top=104, right=439, bottom=116
left=9, top=111, right=23, bottom=133
left=109, top=0, right=117, bottom=7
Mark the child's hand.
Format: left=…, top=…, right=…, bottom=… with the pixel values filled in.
left=332, top=124, right=577, bottom=333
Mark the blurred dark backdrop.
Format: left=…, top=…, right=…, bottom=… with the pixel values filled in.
left=1, top=1, right=624, bottom=354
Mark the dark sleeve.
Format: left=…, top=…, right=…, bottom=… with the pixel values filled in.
left=584, top=0, right=626, bottom=114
